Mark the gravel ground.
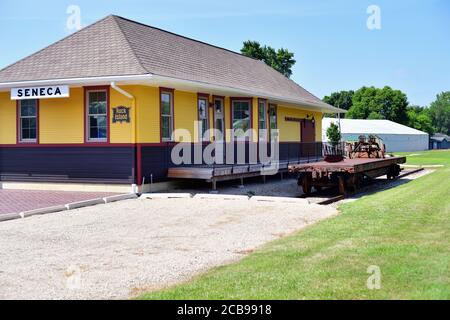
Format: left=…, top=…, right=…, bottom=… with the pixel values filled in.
left=170, top=169, right=434, bottom=204
left=0, top=197, right=337, bottom=300
left=172, top=175, right=303, bottom=197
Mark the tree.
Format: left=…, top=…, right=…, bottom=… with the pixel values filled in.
left=323, top=90, right=354, bottom=118
left=326, top=122, right=341, bottom=146
left=346, top=86, right=409, bottom=124
left=428, top=92, right=450, bottom=134
left=240, top=40, right=265, bottom=60
left=367, top=111, right=384, bottom=119
left=406, top=105, right=435, bottom=134
left=241, top=40, right=296, bottom=78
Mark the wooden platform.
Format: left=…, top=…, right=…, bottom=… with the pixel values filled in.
left=168, top=158, right=323, bottom=184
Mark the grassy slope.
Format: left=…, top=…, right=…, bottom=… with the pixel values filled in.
left=140, top=150, right=450, bottom=300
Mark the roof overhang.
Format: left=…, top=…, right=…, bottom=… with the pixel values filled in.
left=0, top=74, right=152, bottom=89
left=0, top=73, right=346, bottom=114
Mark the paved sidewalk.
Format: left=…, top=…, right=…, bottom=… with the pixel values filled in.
left=0, top=189, right=118, bottom=215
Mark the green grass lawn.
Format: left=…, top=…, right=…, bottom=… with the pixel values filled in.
left=395, top=149, right=450, bottom=166
left=140, top=150, right=450, bottom=300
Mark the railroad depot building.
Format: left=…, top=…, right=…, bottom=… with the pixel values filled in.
left=0, top=15, right=342, bottom=192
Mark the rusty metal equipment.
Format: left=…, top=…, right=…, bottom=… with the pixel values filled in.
left=289, top=135, right=405, bottom=195
left=290, top=157, right=405, bottom=195
left=348, top=134, right=386, bottom=159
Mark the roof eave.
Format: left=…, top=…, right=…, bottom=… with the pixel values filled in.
left=149, top=74, right=347, bottom=114
left=0, top=73, right=344, bottom=113
left=0, top=74, right=152, bottom=89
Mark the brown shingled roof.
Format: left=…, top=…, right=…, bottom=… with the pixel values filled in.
left=0, top=15, right=326, bottom=106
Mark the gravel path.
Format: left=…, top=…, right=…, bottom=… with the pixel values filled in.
left=0, top=198, right=337, bottom=300
left=169, top=169, right=433, bottom=201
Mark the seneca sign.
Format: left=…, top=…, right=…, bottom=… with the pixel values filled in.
left=11, top=86, right=69, bottom=100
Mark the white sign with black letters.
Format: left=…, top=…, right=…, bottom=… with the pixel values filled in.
left=11, top=85, right=69, bottom=100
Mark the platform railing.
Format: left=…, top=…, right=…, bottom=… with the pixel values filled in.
left=166, top=141, right=324, bottom=169
left=322, top=142, right=346, bottom=157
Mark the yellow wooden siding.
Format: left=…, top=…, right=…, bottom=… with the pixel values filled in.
left=39, top=87, right=84, bottom=143
left=0, top=92, right=16, bottom=144
left=110, top=86, right=134, bottom=144
left=1, top=86, right=323, bottom=145
left=174, top=90, right=197, bottom=142
left=314, top=111, right=322, bottom=142
left=40, top=85, right=137, bottom=144
left=130, top=85, right=159, bottom=143
left=277, top=106, right=322, bottom=142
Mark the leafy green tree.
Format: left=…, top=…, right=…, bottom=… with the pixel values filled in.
left=406, top=106, right=435, bottom=134
left=240, top=40, right=265, bottom=60
left=241, top=40, right=296, bottom=78
left=428, top=92, right=450, bottom=134
left=323, top=90, right=354, bottom=118
left=346, top=86, right=409, bottom=124
left=367, top=111, right=384, bottom=119
left=326, top=122, right=341, bottom=146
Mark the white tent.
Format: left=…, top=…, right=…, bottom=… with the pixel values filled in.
left=322, top=118, right=429, bottom=152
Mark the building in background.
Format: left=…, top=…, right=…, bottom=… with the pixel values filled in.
left=430, top=133, right=450, bottom=150
left=322, top=118, right=429, bottom=152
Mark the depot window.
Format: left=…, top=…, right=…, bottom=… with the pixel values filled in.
left=160, top=90, right=174, bottom=141
left=18, top=99, right=38, bottom=143
left=86, top=90, right=108, bottom=142
left=198, top=95, right=209, bottom=141
left=258, top=99, right=267, bottom=141
left=232, top=99, right=252, bottom=139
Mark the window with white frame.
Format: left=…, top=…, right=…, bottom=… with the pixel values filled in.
left=19, top=99, right=38, bottom=142
left=161, top=91, right=173, bottom=141
left=87, top=90, right=108, bottom=142
left=198, top=96, right=209, bottom=141
left=258, top=100, right=267, bottom=140
left=232, top=100, right=251, bottom=139
left=269, top=104, right=278, bottom=141
left=214, top=98, right=224, bottom=141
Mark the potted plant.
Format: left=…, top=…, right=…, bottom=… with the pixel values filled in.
left=325, top=122, right=344, bottom=162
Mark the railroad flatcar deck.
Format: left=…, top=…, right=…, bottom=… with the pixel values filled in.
left=289, top=156, right=406, bottom=174
left=289, top=156, right=406, bottom=195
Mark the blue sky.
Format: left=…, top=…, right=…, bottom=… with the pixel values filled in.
left=0, top=0, right=448, bottom=106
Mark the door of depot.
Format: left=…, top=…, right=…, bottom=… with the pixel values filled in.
left=301, top=119, right=316, bottom=156
left=301, top=119, right=315, bottom=142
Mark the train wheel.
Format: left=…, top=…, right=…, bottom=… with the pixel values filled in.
left=301, top=174, right=312, bottom=195
left=387, top=164, right=401, bottom=180
left=338, top=175, right=346, bottom=195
